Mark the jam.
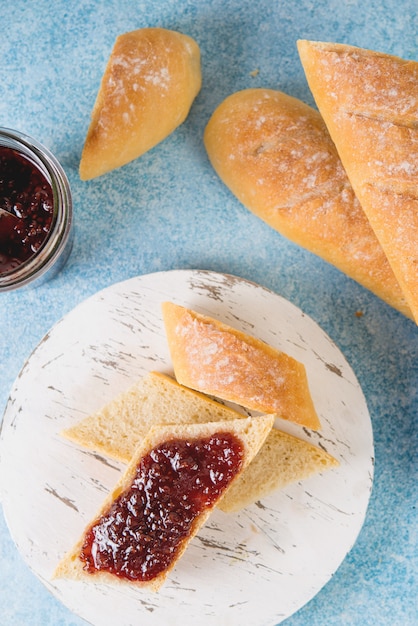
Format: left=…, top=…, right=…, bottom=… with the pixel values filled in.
left=80, top=432, right=244, bottom=581
left=0, top=146, right=54, bottom=272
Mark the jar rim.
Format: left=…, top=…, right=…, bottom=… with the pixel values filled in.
left=0, top=127, right=73, bottom=290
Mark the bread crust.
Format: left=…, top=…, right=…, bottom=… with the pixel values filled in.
left=79, top=28, right=201, bottom=179
left=204, top=88, right=411, bottom=319
left=162, top=301, right=321, bottom=430
left=298, top=40, right=418, bottom=323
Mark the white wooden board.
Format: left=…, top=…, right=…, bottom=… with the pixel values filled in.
left=0, top=269, right=374, bottom=626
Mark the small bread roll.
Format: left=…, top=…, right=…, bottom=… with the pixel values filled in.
left=204, top=88, right=412, bottom=319
left=79, top=27, right=201, bottom=180
left=298, top=40, right=418, bottom=324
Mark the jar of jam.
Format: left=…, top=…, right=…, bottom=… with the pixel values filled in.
left=0, top=127, right=73, bottom=291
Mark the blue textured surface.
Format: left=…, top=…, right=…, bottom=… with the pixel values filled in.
left=0, top=1, right=417, bottom=624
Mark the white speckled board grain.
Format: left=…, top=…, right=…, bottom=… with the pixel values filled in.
left=0, top=270, right=373, bottom=625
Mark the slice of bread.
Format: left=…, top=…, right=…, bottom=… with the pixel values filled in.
left=61, top=371, right=248, bottom=463
left=54, top=416, right=274, bottom=590
left=62, top=372, right=338, bottom=512
left=79, top=27, right=201, bottom=180
left=298, top=40, right=418, bottom=324
left=161, top=301, right=321, bottom=430
left=203, top=88, right=411, bottom=319
left=218, top=428, right=339, bottom=512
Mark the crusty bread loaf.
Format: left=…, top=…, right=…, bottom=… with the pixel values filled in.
left=203, top=88, right=411, bottom=319
left=298, top=40, right=418, bottom=324
left=61, top=371, right=248, bottom=463
left=61, top=371, right=338, bottom=512
left=219, top=428, right=338, bottom=512
left=79, top=27, right=201, bottom=180
left=161, top=301, right=321, bottom=430
left=54, top=415, right=274, bottom=590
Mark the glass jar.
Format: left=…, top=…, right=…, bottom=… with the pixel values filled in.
left=0, top=127, right=73, bottom=291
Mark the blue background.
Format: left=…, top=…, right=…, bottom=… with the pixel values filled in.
left=0, top=1, right=417, bottom=624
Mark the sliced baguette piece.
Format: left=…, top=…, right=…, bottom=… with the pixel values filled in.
left=219, top=428, right=339, bottom=512
left=298, top=40, right=418, bottom=324
left=203, top=88, right=411, bottom=319
left=54, top=415, right=274, bottom=590
left=79, top=27, right=201, bottom=180
left=161, top=301, right=321, bottom=430
left=61, top=371, right=248, bottom=463
left=62, top=371, right=338, bottom=513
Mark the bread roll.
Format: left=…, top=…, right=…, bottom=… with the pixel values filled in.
left=161, top=301, right=321, bottom=430
left=298, top=40, right=418, bottom=324
left=61, top=371, right=338, bottom=512
left=79, top=27, right=201, bottom=180
left=54, top=416, right=274, bottom=590
left=203, top=88, right=412, bottom=319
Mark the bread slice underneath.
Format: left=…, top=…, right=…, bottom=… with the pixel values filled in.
left=203, top=88, right=411, bottom=319
left=219, top=428, right=338, bottom=512
left=161, top=302, right=321, bottom=430
left=79, top=27, right=201, bottom=179
left=61, top=371, right=245, bottom=463
left=54, top=416, right=274, bottom=591
left=61, top=372, right=338, bottom=512
left=298, top=40, right=418, bottom=324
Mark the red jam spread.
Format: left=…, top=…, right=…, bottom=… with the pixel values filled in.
left=0, top=146, right=54, bottom=272
left=79, top=432, right=244, bottom=581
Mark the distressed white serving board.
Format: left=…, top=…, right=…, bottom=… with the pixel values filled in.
left=0, top=270, right=374, bottom=626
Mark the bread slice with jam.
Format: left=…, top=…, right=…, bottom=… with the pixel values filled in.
left=54, top=415, right=274, bottom=590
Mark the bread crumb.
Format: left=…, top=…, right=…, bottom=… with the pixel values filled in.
left=250, top=69, right=260, bottom=77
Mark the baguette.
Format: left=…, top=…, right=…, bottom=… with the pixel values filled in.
left=62, top=371, right=338, bottom=512
left=161, top=301, right=321, bottom=430
left=203, top=88, right=411, bottom=319
left=79, top=27, right=201, bottom=180
left=298, top=40, right=418, bottom=324
left=54, top=416, right=274, bottom=590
